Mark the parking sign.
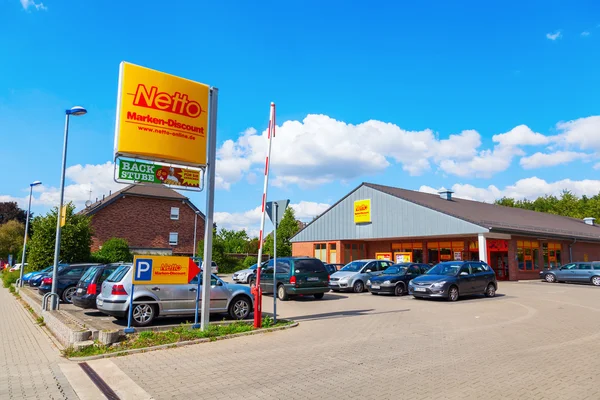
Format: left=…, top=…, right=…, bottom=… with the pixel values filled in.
left=132, top=255, right=201, bottom=285
left=135, top=259, right=153, bottom=281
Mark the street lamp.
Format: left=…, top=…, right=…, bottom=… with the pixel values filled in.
left=18, top=181, right=42, bottom=286
left=49, top=106, right=87, bottom=310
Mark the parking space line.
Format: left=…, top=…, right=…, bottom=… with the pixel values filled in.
left=87, top=359, right=154, bottom=400
left=58, top=363, right=106, bottom=400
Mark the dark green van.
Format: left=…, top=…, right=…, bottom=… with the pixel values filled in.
left=250, top=257, right=330, bottom=300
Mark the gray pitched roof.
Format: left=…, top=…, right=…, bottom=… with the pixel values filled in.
left=79, top=184, right=203, bottom=217
left=364, top=183, right=600, bottom=240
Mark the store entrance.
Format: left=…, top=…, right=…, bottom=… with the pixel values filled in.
left=489, top=251, right=509, bottom=280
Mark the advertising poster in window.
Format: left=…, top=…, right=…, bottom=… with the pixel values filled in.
left=376, top=252, right=392, bottom=261
left=453, top=251, right=462, bottom=261
left=394, top=252, right=412, bottom=263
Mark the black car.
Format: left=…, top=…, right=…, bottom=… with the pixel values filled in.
left=324, top=263, right=339, bottom=275
left=71, top=263, right=121, bottom=309
left=408, top=261, right=497, bottom=301
left=367, top=263, right=430, bottom=296
left=38, top=263, right=101, bottom=304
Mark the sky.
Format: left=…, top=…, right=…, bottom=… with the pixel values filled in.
left=1, top=0, right=600, bottom=237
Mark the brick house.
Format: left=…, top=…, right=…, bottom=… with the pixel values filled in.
left=80, top=185, right=205, bottom=256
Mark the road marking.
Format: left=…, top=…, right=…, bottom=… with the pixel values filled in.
left=87, top=359, right=154, bottom=400
left=59, top=363, right=106, bottom=400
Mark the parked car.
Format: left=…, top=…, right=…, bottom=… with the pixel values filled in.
left=38, top=263, right=101, bottom=303
left=325, top=263, right=344, bottom=272
left=22, top=265, right=53, bottom=284
left=408, top=261, right=497, bottom=301
left=232, top=261, right=268, bottom=284
left=192, top=257, right=218, bottom=274
left=249, top=257, right=330, bottom=300
left=324, top=263, right=338, bottom=275
left=96, top=264, right=253, bottom=326
left=542, top=262, right=600, bottom=285
left=71, top=263, right=121, bottom=309
left=9, top=263, right=27, bottom=272
left=329, top=259, right=394, bottom=293
left=367, top=263, right=430, bottom=296
left=29, top=264, right=69, bottom=287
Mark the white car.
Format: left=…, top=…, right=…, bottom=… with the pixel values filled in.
left=9, top=263, right=27, bottom=272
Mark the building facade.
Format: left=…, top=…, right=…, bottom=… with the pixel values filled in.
left=80, top=185, right=205, bottom=256
left=291, top=183, right=600, bottom=281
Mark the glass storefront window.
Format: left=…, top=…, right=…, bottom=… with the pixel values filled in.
left=314, top=243, right=327, bottom=261
left=543, top=243, right=562, bottom=268
left=517, top=240, right=540, bottom=271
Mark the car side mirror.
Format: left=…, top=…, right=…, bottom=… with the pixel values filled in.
left=365, top=269, right=372, bottom=273
left=460, top=272, right=469, bottom=276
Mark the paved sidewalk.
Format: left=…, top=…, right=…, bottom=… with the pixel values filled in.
left=0, top=286, right=78, bottom=400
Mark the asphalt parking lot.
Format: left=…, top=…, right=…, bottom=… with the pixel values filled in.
left=90, top=279, right=600, bottom=399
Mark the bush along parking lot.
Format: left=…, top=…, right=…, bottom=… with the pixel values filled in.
left=63, top=317, right=293, bottom=359
left=2, top=269, right=20, bottom=288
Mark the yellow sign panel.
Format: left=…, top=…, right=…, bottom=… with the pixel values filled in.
left=376, top=252, right=392, bottom=261
left=354, top=199, right=371, bottom=224
left=394, top=252, right=412, bottom=263
left=132, top=255, right=201, bottom=285
left=114, top=62, right=210, bottom=167
left=59, top=205, right=67, bottom=227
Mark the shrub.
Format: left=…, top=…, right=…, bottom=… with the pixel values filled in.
left=243, top=256, right=257, bottom=267
left=2, top=270, right=20, bottom=288
left=92, top=238, right=133, bottom=264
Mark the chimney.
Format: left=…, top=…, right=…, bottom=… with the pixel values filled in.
left=102, top=194, right=105, bottom=200
left=438, top=188, right=454, bottom=201
left=109, top=190, right=111, bottom=195
left=583, top=217, right=596, bottom=226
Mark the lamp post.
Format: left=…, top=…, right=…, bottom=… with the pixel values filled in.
left=18, top=181, right=42, bottom=286
left=50, top=106, right=87, bottom=310
left=193, top=211, right=200, bottom=257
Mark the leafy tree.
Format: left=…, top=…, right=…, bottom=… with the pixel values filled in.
left=27, top=202, right=93, bottom=270
left=219, top=229, right=250, bottom=253
left=0, top=202, right=27, bottom=226
left=263, top=207, right=298, bottom=257
left=92, top=238, right=133, bottom=263
left=495, top=190, right=600, bottom=221
left=0, top=220, right=25, bottom=260
left=243, top=256, right=257, bottom=267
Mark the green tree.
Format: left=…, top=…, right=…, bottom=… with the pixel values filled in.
left=0, top=220, right=25, bottom=260
left=219, top=229, right=250, bottom=253
left=495, top=190, right=600, bottom=221
left=263, top=207, right=298, bottom=257
left=27, top=202, right=93, bottom=270
left=0, top=202, right=27, bottom=226
left=92, top=238, right=133, bottom=263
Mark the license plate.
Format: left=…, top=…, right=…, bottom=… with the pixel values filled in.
left=414, top=287, right=427, bottom=292
left=371, top=285, right=380, bottom=289
left=96, top=299, right=103, bottom=306
left=307, top=277, right=319, bottom=282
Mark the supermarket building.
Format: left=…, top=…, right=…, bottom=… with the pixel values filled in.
left=291, top=183, right=600, bottom=281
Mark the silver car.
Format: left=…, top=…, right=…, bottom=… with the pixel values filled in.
left=96, top=264, right=253, bottom=327
left=232, top=264, right=258, bottom=284
left=329, top=259, right=394, bottom=293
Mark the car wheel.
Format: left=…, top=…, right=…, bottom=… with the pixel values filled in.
left=592, top=276, right=600, bottom=287
left=545, top=274, right=556, bottom=283
left=313, top=293, right=324, bottom=300
left=61, top=286, right=77, bottom=304
left=484, top=283, right=496, bottom=297
left=353, top=281, right=364, bottom=293
left=448, top=286, right=459, bottom=302
left=131, top=302, right=156, bottom=327
left=394, top=283, right=405, bottom=296
left=277, top=284, right=288, bottom=301
left=229, top=296, right=251, bottom=320
left=246, top=275, right=253, bottom=284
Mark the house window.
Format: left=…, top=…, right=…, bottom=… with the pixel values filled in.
left=170, top=207, right=180, bottom=220
left=169, top=232, right=178, bottom=246
left=314, top=243, right=327, bottom=262
left=543, top=242, right=562, bottom=269
left=517, top=241, right=539, bottom=270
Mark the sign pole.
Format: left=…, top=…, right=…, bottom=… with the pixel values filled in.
left=273, top=202, right=278, bottom=324
left=253, top=103, right=276, bottom=329
left=192, top=266, right=201, bottom=329
left=200, top=88, right=218, bottom=331
left=124, top=284, right=135, bottom=334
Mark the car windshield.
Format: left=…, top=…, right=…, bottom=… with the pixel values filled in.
left=383, top=266, right=406, bottom=275
left=80, top=266, right=99, bottom=283
left=106, top=265, right=130, bottom=282
left=426, top=263, right=462, bottom=276
left=249, top=264, right=257, bottom=270
left=341, top=261, right=368, bottom=272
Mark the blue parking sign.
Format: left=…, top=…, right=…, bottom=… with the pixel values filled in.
left=135, top=258, right=153, bottom=281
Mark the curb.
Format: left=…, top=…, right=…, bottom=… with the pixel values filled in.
left=67, top=321, right=299, bottom=361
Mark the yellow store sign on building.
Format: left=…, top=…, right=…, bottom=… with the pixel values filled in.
left=114, top=62, right=210, bottom=167
left=354, top=199, right=371, bottom=224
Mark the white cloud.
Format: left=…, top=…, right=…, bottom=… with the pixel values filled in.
left=554, top=116, right=600, bottom=151
left=492, top=125, right=550, bottom=147
left=520, top=151, right=591, bottom=169
left=421, top=177, right=600, bottom=203
left=213, top=201, right=331, bottom=237
left=546, top=31, right=562, bottom=40
left=20, top=0, right=47, bottom=11
left=582, top=31, right=590, bottom=37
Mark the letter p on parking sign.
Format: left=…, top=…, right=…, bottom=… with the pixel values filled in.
left=134, top=258, right=153, bottom=282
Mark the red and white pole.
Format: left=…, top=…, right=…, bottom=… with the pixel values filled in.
left=253, top=102, right=276, bottom=328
